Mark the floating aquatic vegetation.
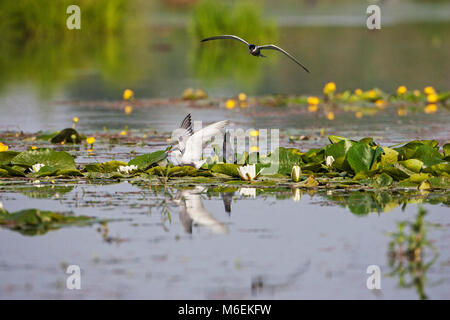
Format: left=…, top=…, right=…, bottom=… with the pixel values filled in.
left=0, top=206, right=107, bottom=236
left=0, top=136, right=449, bottom=191
left=51, top=128, right=82, bottom=144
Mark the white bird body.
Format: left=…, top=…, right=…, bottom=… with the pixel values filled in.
left=171, top=114, right=229, bottom=169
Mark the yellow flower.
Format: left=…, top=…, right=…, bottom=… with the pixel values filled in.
left=397, top=108, right=407, bottom=117
left=249, top=130, right=259, bottom=137
left=308, top=105, right=318, bottom=112
left=124, top=105, right=133, bottom=115
left=250, top=145, right=259, bottom=152
left=307, top=96, right=319, bottom=105
left=326, top=112, right=335, bottom=120
left=368, top=90, right=377, bottom=99
left=397, top=86, right=407, bottom=95
left=182, top=88, right=195, bottom=100
left=427, top=93, right=438, bottom=103
left=424, top=86, right=435, bottom=95
left=72, top=117, right=79, bottom=123
left=31, top=146, right=37, bottom=150
left=375, top=99, right=386, bottom=108
left=0, top=142, right=8, bottom=152
left=120, top=130, right=127, bottom=136
left=87, top=148, right=94, bottom=153
left=225, top=99, right=236, bottom=109
left=195, top=88, right=208, bottom=99
left=308, top=105, right=319, bottom=112
left=424, top=104, right=438, bottom=114
left=123, top=89, right=134, bottom=100
left=355, top=111, right=363, bottom=119
left=413, top=90, right=421, bottom=97
left=354, top=89, right=362, bottom=95
left=86, top=137, right=96, bottom=145
left=238, top=93, right=247, bottom=101
left=323, top=82, right=336, bottom=95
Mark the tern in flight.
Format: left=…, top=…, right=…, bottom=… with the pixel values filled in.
left=201, top=35, right=310, bottom=73
left=170, top=114, right=229, bottom=169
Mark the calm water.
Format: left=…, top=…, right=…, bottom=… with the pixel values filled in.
left=1, top=182, right=449, bottom=299
left=1, top=6, right=450, bottom=299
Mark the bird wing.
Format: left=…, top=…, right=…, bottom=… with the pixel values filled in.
left=175, top=114, right=194, bottom=151
left=201, top=35, right=249, bottom=46
left=258, top=44, right=310, bottom=73
left=183, top=120, right=230, bottom=162
left=180, top=113, right=193, bottom=135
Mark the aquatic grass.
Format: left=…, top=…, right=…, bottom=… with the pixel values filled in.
left=0, top=0, right=136, bottom=41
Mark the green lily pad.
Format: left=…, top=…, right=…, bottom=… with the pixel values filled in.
left=85, top=161, right=128, bottom=173
left=371, top=173, right=394, bottom=188
left=380, top=147, right=398, bottom=166
left=210, top=163, right=240, bottom=177
left=11, top=149, right=76, bottom=170
left=382, top=163, right=415, bottom=180
left=50, top=128, right=82, bottom=144
left=0, top=208, right=106, bottom=236
left=0, top=164, right=26, bottom=177
left=443, top=143, right=450, bottom=159
left=56, top=169, right=83, bottom=177
left=128, top=149, right=168, bottom=170
left=325, top=139, right=354, bottom=170
left=37, top=165, right=58, bottom=177
left=0, top=151, right=20, bottom=165
left=425, top=162, right=450, bottom=176
left=428, top=176, right=450, bottom=189
left=410, top=145, right=443, bottom=168
left=346, top=143, right=382, bottom=174
left=399, top=159, right=423, bottom=173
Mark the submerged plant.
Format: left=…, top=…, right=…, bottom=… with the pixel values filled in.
left=386, top=206, right=439, bottom=300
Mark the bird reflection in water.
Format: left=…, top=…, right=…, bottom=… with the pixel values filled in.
left=174, top=187, right=228, bottom=234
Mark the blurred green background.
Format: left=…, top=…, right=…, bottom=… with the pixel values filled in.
left=0, top=0, right=449, bottom=100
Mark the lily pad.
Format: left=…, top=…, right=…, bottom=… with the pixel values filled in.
left=50, top=128, right=82, bottom=144
left=85, top=161, right=128, bottom=173
left=325, top=139, right=354, bottom=170
left=11, top=149, right=76, bottom=171
left=0, top=151, right=20, bottom=165
left=410, top=145, right=443, bottom=168
left=210, top=163, right=240, bottom=177
left=128, top=149, right=168, bottom=170
left=0, top=208, right=105, bottom=236
left=399, top=159, right=423, bottom=173
left=346, top=143, right=382, bottom=174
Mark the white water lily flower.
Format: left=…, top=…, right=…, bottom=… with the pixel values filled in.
left=118, top=165, right=138, bottom=174
left=31, top=163, right=45, bottom=173
left=325, top=155, right=335, bottom=167
left=237, top=164, right=262, bottom=181
left=291, top=165, right=301, bottom=182
left=239, top=187, right=256, bottom=198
